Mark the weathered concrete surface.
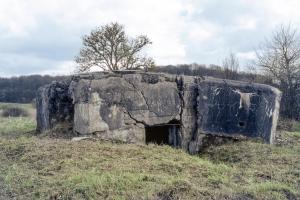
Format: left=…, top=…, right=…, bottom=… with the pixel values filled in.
left=36, top=71, right=281, bottom=154
left=36, top=80, right=74, bottom=132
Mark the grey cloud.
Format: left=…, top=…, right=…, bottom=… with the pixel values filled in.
left=0, top=20, right=83, bottom=60
left=0, top=0, right=298, bottom=76
left=181, top=1, right=279, bottom=66
left=0, top=53, right=73, bottom=77
left=0, top=19, right=88, bottom=76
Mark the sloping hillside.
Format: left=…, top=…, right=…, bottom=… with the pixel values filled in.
left=0, top=103, right=299, bottom=200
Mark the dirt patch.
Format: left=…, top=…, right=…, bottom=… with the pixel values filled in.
left=198, top=134, right=241, bottom=153
left=156, top=181, right=191, bottom=200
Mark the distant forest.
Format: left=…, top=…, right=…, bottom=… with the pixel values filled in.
left=0, top=75, right=68, bottom=103
left=0, top=64, right=272, bottom=104
left=151, top=64, right=273, bottom=85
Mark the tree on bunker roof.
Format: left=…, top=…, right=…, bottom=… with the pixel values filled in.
left=75, top=22, right=155, bottom=72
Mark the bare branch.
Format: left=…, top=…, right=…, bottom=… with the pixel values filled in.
left=256, top=24, right=300, bottom=119
left=222, top=53, right=239, bottom=80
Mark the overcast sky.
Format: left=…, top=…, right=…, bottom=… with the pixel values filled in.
left=1, top=0, right=300, bottom=77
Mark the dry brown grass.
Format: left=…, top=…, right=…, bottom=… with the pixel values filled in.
left=0, top=103, right=299, bottom=200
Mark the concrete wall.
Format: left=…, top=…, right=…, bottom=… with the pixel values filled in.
left=36, top=71, right=281, bottom=154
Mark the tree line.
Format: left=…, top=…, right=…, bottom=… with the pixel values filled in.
left=0, top=64, right=271, bottom=102
left=0, top=75, right=68, bottom=103
left=151, top=64, right=273, bottom=84
left=0, top=62, right=298, bottom=120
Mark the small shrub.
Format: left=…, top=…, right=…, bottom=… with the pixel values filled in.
left=277, top=118, right=296, bottom=131
left=1, top=107, right=29, bottom=117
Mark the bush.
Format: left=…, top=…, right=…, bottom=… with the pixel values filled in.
left=1, top=107, right=29, bottom=117
left=277, top=118, right=296, bottom=131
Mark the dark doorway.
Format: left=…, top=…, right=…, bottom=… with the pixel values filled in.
left=145, top=125, right=169, bottom=144
left=145, top=120, right=181, bottom=146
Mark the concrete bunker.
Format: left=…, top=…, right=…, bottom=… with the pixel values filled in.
left=145, top=119, right=181, bottom=146
left=36, top=71, right=282, bottom=154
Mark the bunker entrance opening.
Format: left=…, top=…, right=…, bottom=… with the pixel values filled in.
left=145, top=120, right=181, bottom=146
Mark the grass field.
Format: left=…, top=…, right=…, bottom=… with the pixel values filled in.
left=0, top=103, right=299, bottom=200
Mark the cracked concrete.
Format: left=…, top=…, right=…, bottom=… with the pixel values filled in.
left=36, top=71, right=281, bottom=154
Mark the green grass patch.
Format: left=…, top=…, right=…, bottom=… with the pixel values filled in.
left=291, top=122, right=300, bottom=139
left=0, top=102, right=34, bottom=110
left=0, top=103, right=36, bottom=137
left=0, top=134, right=299, bottom=199
left=0, top=117, right=36, bottom=137
left=0, top=103, right=299, bottom=199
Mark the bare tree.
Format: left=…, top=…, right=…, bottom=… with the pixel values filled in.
left=222, top=53, right=239, bottom=80
left=75, top=22, right=155, bottom=72
left=256, top=24, right=300, bottom=119
left=246, top=61, right=257, bottom=82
